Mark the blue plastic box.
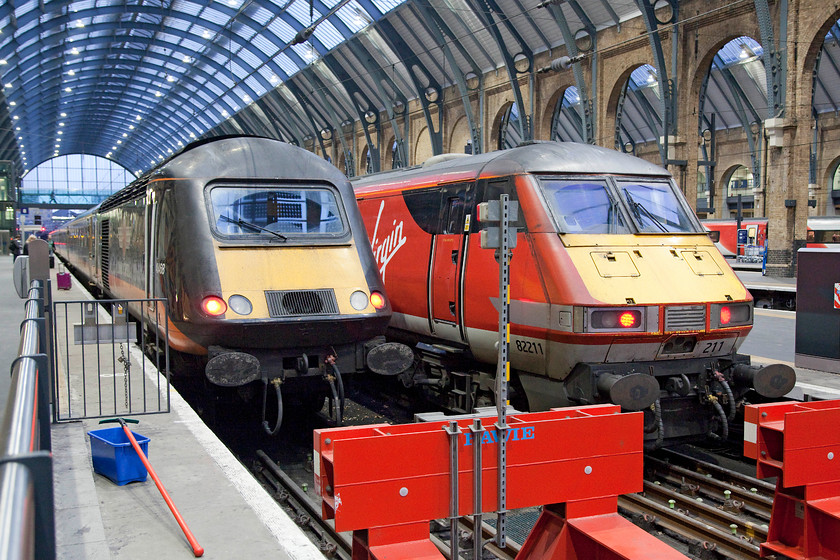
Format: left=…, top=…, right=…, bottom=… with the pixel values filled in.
left=88, top=427, right=150, bottom=485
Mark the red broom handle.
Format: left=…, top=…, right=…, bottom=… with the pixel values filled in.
left=121, top=424, right=204, bottom=557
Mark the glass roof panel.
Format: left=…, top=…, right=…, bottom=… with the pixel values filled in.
left=370, top=0, right=402, bottom=15
left=334, top=2, right=370, bottom=34
left=287, top=0, right=322, bottom=27
left=268, top=18, right=297, bottom=43
left=714, top=37, right=763, bottom=69
left=275, top=52, right=300, bottom=76
left=313, top=19, right=346, bottom=49
left=629, top=64, right=658, bottom=90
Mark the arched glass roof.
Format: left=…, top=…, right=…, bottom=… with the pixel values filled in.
left=0, top=0, right=405, bottom=174
left=0, top=0, right=667, bottom=178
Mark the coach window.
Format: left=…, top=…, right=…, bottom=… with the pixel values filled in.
left=616, top=180, right=700, bottom=233
left=540, top=179, right=629, bottom=234
left=208, top=185, right=347, bottom=238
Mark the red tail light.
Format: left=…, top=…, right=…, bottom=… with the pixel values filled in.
left=370, top=291, right=386, bottom=310
left=720, top=306, right=732, bottom=325
left=618, top=311, right=638, bottom=328
left=202, top=296, right=227, bottom=316
left=589, top=309, right=643, bottom=330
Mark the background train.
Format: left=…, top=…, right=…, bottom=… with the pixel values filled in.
left=52, top=136, right=411, bottom=433
left=703, top=216, right=840, bottom=259
left=353, top=141, right=796, bottom=446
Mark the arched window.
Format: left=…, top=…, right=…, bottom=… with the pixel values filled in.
left=498, top=103, right=524, bottom=150
left=551, top=87, right=585, bottom=143
left=726, top=165, right=754, bottom=217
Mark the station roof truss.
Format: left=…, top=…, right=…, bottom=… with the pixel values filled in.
left=0, top=0, right=647, bottom=178
left=4, top=0, right=839, bottom=183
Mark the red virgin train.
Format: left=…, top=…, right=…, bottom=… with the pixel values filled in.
left=703, top=216, right=840, bottom=258
left=353, top=142, right=796, bottom=446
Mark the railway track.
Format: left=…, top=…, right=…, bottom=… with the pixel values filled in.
left=619, top=447, right=775, bottom=559
left=203, top=380, right=779, bottom=560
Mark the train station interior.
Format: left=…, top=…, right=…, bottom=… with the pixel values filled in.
left=3, top=0, right=840, bottom=559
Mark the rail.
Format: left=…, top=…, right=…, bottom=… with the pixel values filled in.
left=0, top=279, right=56, bottom=560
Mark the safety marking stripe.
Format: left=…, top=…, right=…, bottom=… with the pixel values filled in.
left=744, top=421, right=757, bottom=444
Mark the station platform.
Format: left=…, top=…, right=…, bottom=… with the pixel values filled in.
left=0, top=257, right=324, bottom=560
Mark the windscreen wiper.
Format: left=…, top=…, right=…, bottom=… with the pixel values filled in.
left=624, top=191, right=668, bottom=233
left=219, top=215, right=287, bottom=241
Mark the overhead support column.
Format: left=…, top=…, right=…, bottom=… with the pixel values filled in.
left=345, top=41, right=411, bottom=169
left=753, top=0, right=805, bottom=277
left=299, top=71, right=356, bottom=176
left=466, top=0, right=534, bottom=144
left=542, top=0, right=596, bottom=144
left=375, top=20, right=444, bottom=158
left=323, top=55, right=382, bottom=173
left=411, top=1, right=484, bottom=155
left=634, top=0, right=679, bottom=169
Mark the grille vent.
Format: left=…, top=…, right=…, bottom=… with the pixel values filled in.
left=664, top=305, right=706, bottom=332
left=265, top=289, right=338, bottom=317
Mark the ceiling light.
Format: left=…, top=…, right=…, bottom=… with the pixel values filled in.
left=183, top=55, right=191, bottom=63
left=58, top=131, right=63, bottom=135
left=4, top=83, right=11, bottom=88
left=13, top=116, right=18, bottom=120
left=155, top=91, right=162, bottom=97
left=76, top=20, right=84, bottom=28
left=15, top=127, right=20, bottom=131
left=117, top=140, right=122, bottom=144
left=122, top=133, right=127, bottom=137
left=203, top=30, right=211, bottom=38
left=129, top=125, right=134, bottom=130
left=65, top=87, right=72, bottom=92
left=136, top=115, right=142, bottom=120
left=68, top=70, right=75, bottom=76
left=71, top=48, right=79, bottom=55
left=18, top=136, right=21, bottom=140
left=270, top=75, right=279, bottom=84
left=167, top=148, right=173, bottom=153
left=55, top=144, right=60, bottom=148
left=113, top=146, right=118, bottom=150
left=0, top=60, right=6, bottom=65
left=167, top=75, right=175, bottom=82
left=61, top=113, right=67, bottom=117
left=243, top=94, right=251, bottom=103
left=189, top=132, right=195, bottom=138
left=9, top=101, right=15, bottom=106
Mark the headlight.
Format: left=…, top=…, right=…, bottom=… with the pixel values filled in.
left=583, top=307, right=647, bottom=332
left=350, top=290, right=369, bottom=311
left=711, top=302, right=752, bottom=328
left=228, top=294, right=253, bottom=315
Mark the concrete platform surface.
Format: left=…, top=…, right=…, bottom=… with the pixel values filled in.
left=0, top=257, right=324, bottom=560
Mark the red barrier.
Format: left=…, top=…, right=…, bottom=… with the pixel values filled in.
left=315, top=404, right=689, bottom=559
left=744, top=400, right=840, bottom=559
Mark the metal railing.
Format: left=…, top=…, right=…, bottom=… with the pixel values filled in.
left=0, top=279, right=56, bottom=560
left=51, top=298, right=171, bottom=422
